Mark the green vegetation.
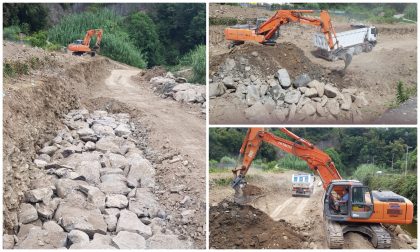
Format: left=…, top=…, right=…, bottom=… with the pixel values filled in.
left=3, top=3, right=205, bottom=73
left=278, top=154, right=307, bottom=171
left=396, top=80, right=416, bottom=104
left=209, top=17, right=239, bottom=26
left=404, top=4, right=417, bottom=21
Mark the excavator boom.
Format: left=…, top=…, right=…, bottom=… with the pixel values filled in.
left=233, top=128, right=342, bottom=189
left=68, top=29, right=103, bottom=56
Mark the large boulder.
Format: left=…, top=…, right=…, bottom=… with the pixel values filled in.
left=116, top=210, right=152, bottom=239
left=246, top=85, right=260, bottom=106
left=209, top=82, right=226, bottom=97
left=15, top=226, right=67, bottom=249
left=128, top=188, right=162, bottom=218
left=244, top=102, right=270, bottom=121
left=147, top=234, right=193, bottom=249
left=324, top=84, right=340, bottom=98
left=307, top=80, right=325, bottom=97
left=284, top=90, right=301, bottom=104
left=18, top=203, right=38, bottom=224
left=112, top=231, right=146, bottom=249
left=98, top=174, right=131, bottom=195
left=25, top=188, right=53, bottom=203
left=126, top=157, right=155, bottom=188
left=293, top=74, right=311, bottom=88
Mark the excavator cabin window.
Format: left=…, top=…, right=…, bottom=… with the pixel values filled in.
left=350, top=186, right=374, bottom=219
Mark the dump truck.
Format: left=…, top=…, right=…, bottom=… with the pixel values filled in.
left=314, top=24, right=377, bottom=61
left=291, top=173, right=315, bottom=197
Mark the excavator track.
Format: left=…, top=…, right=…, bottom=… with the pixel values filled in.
left=325, top=220, right=344, bottom=249
left=368, top=224, right=392, bottom=249
left=341, top=223, right=391, bottom=249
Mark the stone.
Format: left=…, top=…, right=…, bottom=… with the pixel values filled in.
left=326, top=99, right=340, bottom=116
left=116, top=210, right=152, bottom=239
left=34, top=159, right=48, bottom=168
left=293, top=74, right=311, bottom=88
left=300, top=102, right=316, bottom=116
left=76, top=160, right=101, bottom=184
left=398, top=233, right=412, bottom=244
left=288, top=104, right=297, bottom=120
left=3, top=234, right=15, bottom=249
left=126, top=157, right=155, bottom=188
left=354, top=93, right=369, bottom=107
left=284, top=90, right=301, bottom=104
left=320, top=96, right=328, bottom=106
left=70, top=233, right=114, bottom=249
left=79, top=185, right=106, bottom=212
left=251, top=51, right=259, bottom=57
left=19, top=203, right=38, bottom=224
left=54, top=202, right=107, bottom=237
left=38, top=146, right=58, bottom=156
left=25, top=188, right=53, bottom=203
left=181, top=209, right=195, bottom=224
left=100, top=168, right=124, bottom=176
left=316, top=103, right=328, bottom=117
left=15, top=226, right=67, bottom=249
left=43, top=221, right=63, bottom=233
left=104, top=208, right=120, bottom=218
left=91, top=124, right=115, bottom=137
left=104, top=215, right=117, bottom=232
left=95, top=137, right=122, bottom=154
left=115, top=124, right=131, bottom=137
left=304, top=88, right=318, bottom=98
left=224, top=58, right=236, bottom=71
left=77, top=127, right=97, bottom=142
left=55, top=178, right=88, bottom=198
left=246, top=85, right=260, bottom=106
left=272, top=108, right=288, bottom=122
left=128, top=188, right=161, bottom=218
left=260, top=85, right=269, bottom=96
left=209, top=83, right=226, bottom=97
left=112, top=231, right=146, bottom=249
left=36, top=198, right=60, bottom=219
left=245, top=102, right=270, bottom=121
left=173, top=89, right=202, bottom=103
left=262, top=96, right=276, bottom=113
left=250, top=75, right=257, bottom=82
left=222, top=76, right=236, bottom=89
left=68, top=230, right=90, bottom=245
left=277, top=69, right=291, bottom=88
left=307, top=80, right=325, bottom=97
left=147, top=234, right=193, bottom=249
left=324, top=84, right=340, bottom=98
left=38, top=154, right=51, bottom=162
left=108, top=153, right=130, bottom=170
left=340, top=93, right=352, bottom=111
left=106, top=195, right=128, bottom=209
left=85, top=141, right=96, bottom=151
left=180, top=196, right=191, bottom=206
left=269, top=85, right=286, bottom=100
left=98, top=174, right=131, bottom=195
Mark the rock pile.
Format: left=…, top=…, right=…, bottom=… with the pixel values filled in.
left=150, top=72, right=206, bottom=106
left=210, top=53, right=369, bottom=122
left=3, top=109, right=192, bottom=249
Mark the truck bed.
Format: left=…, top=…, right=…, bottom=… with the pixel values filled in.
left=314, top=27, right=368, bottom=51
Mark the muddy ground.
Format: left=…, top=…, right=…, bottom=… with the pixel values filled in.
left=209, top=4, right=417, bottom=124
left=3, top=42, right=205, bottom=248
left=209, top=169, right=416, bottom=249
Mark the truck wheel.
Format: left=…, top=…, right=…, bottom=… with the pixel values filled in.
left=366, top=44, right=373, bottom=53
left=90, top=51, right=96, bottom=57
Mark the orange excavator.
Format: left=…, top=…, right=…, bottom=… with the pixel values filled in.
left=68, top=29, right=103, bottom=57
left=225, top=10, right=352, bottom=70
left=232, top=128, right=413, bottom=249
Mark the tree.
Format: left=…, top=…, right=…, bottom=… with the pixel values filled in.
left=126, top=12, right=163, bottom=67
left=3, top=3, right=48, bottom=33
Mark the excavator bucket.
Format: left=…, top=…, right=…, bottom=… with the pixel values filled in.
left=233, top=183, right=264, bottom=205
left=343, top=53, right=353, bottom=72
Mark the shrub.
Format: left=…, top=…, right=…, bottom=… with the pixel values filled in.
left=3, top=26, right=21, bottom=41
left=278, top=154, right=308, bottom=171
left=352, top=164, right=380, bottom=185
left=404, top=4, right=417, bottom=21
left=220, top=156, right=236, bottom=167
left=26, top=30, right=48, bottom=48
left=396, top=81, right=409, bottom=104
left=179, top=45, right=205, bottom=84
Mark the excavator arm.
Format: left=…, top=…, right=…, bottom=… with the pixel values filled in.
left=232, top=128, right=342, bottom=190
left=83, top=29, right=103, bottom=50
left=225, top=10, right=337, bottom=49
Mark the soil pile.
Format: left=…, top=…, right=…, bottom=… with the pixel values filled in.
left=209, top=200, right=305, bottom=249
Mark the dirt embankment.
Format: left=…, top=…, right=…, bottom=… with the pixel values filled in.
left=209, top=170, right=416, bottom=249
left=3, top=42, right=205, bottom=248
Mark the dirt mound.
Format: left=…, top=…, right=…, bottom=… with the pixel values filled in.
left=210, top=43, right=343, bottom=84
left=210, top=200, right=305, bottom=249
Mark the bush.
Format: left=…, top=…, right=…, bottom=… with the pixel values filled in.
left=396, top=80, right=410, bottom=104
left=48, top=9, right=147, bottom=68
left=179, top=45, right=205, bottom=84
left=278, top=154, right=308, bottom=171
left=220, top=156, right=236, bottom=167
left=352, top=164, right=380, bottom=185
left=3, top=26, right=21, bottom=41
left=26, top=30, right=48, bottom=48
left=3, top=61, right=30, bottom=77
left=404, top=4, right=417, bottom=21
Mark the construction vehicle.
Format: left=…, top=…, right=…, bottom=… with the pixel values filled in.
left=224, top=10, right=377, bottom=70
left=291, top=173, right=315, bottom=197
left=68, top=29, right=103, bottom=57
left=232, top=128, right=413, bottom=249
left=314, top=24, right=377, bottom=61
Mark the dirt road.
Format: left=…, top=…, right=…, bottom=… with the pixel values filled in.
left=209, top=169, right=415, bottom=249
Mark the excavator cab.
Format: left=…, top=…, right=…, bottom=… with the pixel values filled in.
left=325, top=182, right=374, bottom=221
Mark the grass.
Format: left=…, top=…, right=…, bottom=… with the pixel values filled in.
left=177, top=45, right=206, bottom=84
left=278, top=154, right=308, bottom=171
left=3, top=25, right=22, bottom=41
left=388, top=80, right=416, bottom=108
left=48, top=8, right=147, bottom=68
left=3, top=61, right=30, bottom=77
